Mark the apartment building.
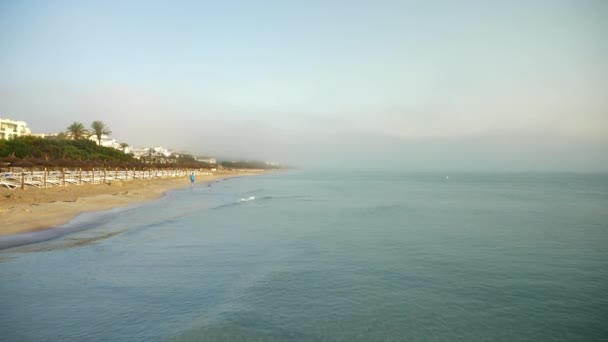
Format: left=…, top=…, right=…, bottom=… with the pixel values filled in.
left=0, top=117, right=32, bottom=139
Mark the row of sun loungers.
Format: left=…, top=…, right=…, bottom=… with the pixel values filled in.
left=1, top=169, right=199, bottom=190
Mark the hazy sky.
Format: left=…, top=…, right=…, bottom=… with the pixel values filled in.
left=1, top=0, right=607, bottom=171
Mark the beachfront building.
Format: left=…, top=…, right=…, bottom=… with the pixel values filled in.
left=265, top=161, right=281, bottom=167
left=130, top=148, right=148, bottom=159
left=195, top=156, right=217, bottom=164
left=132, top=146, right=175, bottom=163
left=144, top=146, right=172, bottom=157
left=0, top=117, right=32, bottom=140
left=88, top=134, right=130, bottom=153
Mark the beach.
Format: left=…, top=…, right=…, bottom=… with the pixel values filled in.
left=0, top=171, right=257, bottom=236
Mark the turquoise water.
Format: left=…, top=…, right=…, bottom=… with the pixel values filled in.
left=1, top=172, right=607, bottom=341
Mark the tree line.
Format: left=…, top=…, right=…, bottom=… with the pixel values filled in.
left=61, top=120, right=123, bottom=146
left=220, top=161, right=281, bottom=170
left=1, top=120, right=282, bottom=170
left=0, top=136, right=215, bottom=169
left=0, top=120, right=201, bottom=169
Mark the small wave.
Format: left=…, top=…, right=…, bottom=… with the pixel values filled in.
left=212, top=202, right=240, bottom=210
left=212, top=198, right=256, bottom=210
left=245, top=195, right=305, bottom=202
left=211, top=195, right=305, bottom=210
left=0, top=206, right=131, bottom=251
left=245, top=188, right=264, bottom=194
left=262, top=195, right=303, bottom=200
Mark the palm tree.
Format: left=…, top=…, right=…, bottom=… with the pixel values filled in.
left=91, top=120, right=112, bottom=145
left=119, top=142, right=129, bottom=153
left=66, top=122, right=88, bottom=140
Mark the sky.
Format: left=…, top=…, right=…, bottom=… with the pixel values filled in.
left=1, top=0, right=607, bottom=171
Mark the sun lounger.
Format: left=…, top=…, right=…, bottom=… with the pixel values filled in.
left=0, top=181, right=17, bottom=189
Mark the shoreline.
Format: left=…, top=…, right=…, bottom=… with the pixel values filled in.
left=0, top=171, right=259, bottom=238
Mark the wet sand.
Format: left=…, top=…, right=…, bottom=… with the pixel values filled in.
left=0, top=172, right=257, bottom=236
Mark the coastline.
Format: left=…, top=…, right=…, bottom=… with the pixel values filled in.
left=0, top=171, right=258, bottom=237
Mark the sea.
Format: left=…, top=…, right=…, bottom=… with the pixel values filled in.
left=1, top=171, right=607, bottom=341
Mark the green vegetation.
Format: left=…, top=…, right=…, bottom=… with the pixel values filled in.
left=0, top=136, right=134, bottom=164
left=0, top=120, right=283, bottom=170
left=220, top=160, right=280, bottom=170
left=0, top=136, right=216, bottom=169
left=66, top=122, right=88, bottom=140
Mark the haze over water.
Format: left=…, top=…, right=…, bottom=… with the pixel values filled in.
left=1, top=172, right=607, bottom=341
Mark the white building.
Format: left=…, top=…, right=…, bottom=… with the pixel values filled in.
left=130, top=148, right=148, bottom=159
left=131, top=146, right=173, bottom=160
left=147, top=146, right=172, bottom=157
left=196, top=156, right=217, bottom=164
left=0, top=117, right=32, bottom=140
left=88, top=134, right=130, bottom=153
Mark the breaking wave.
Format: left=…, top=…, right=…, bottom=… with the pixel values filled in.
left=211, top=195, right=303, bottom=210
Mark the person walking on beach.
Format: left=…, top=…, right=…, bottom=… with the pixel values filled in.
left=190, top=172, right=195, bottom=186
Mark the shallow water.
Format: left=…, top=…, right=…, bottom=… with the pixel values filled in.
left=1, top=172, right=607, bottom=341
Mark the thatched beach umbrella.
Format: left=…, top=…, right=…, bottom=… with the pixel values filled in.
left=0, top=156, right=19, bottom=172
left=73, top=159, right=89, bottom=169
left=92, top=160, right=105, bottom=168
left=30, top=157, right=53, bottom=167
left=11, top=158, right=35, bottom=168
left=0, top=156, right=20, bottom=165
left=56, top=158, right=80, bottom=168
left=9, top=159, right=36, bottom=176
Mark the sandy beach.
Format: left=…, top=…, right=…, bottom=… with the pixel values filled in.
left=0, top=172, right=257, bottom=237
